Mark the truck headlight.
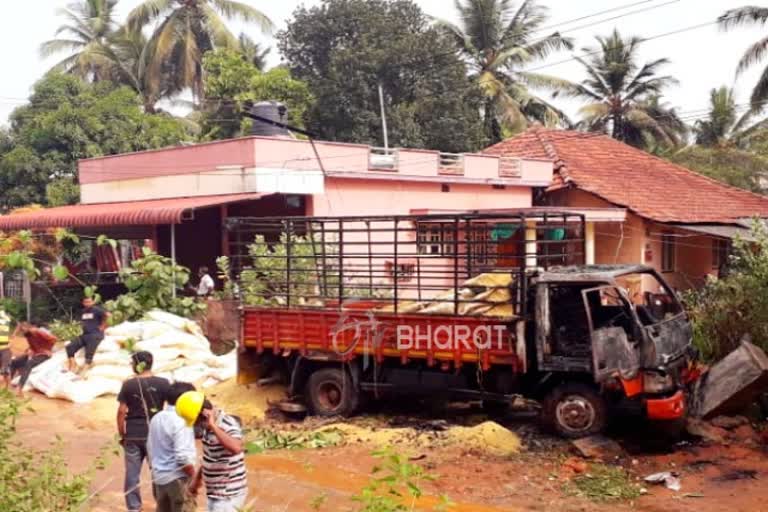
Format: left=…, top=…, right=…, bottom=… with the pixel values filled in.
left=643, top=371, right=674, bottom=393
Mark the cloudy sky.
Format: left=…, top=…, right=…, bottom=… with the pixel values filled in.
left=0, top=0, right=765, bottom=125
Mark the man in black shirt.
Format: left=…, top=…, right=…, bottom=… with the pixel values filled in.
left=66, top=296, right=110, bottom=373
left=117, top=351, right=171, bottom=512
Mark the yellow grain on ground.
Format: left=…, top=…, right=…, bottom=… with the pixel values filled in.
left=317, top=420, right=521, bottom=457
left=446, top=421, right=522, bottom=456
left=205, top=379, right=286, bottom=422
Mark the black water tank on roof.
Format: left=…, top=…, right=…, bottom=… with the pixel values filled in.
left=249, top=101, right=290, bottom=137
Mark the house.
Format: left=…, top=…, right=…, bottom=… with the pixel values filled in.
left=0, top=134, right=623, bottom=290
left=484, top=127, right=768, bottom=291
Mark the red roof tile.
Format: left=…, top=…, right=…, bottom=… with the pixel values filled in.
left=484, top=128, right=768, bottom=224
left=0, top=193, right=266, bottom=230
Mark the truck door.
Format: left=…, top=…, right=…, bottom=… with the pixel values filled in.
left=581, top=286, right=641, bottom=382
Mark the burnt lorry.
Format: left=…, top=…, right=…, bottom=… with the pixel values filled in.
left=229, top=212, right=696, bottom=438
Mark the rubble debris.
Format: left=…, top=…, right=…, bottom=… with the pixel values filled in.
left=644, top=471, right=682, bottom=492
left=571, top=435, right=625, bottom=460
left=685, top=418, right=728, bottom=444
left=562, top=457, right=588, bottom=475
left=710, top=415, right=749, bottom=430
left=714, top=469, right=758, bottom=482
left=691, top=341, right=768, bottom=419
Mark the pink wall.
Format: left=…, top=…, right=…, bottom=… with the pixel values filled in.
left=311, top=178, right=532, bottom=217
left=79, top=137, right=259, bottom=185
left=548, top=188, right=718, bottom=290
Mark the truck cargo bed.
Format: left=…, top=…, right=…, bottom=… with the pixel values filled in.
left=242, top=307, right=521, bottom=370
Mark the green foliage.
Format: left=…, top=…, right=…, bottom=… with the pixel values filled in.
left=438, top=0, right=573, bottom=142
left=684, top=221, right=768, bottom=361
left=105, top=249, right=206, bottom=324
left=351, top=448, right=450, bottom=512
left=571, top=30, right=685, bottom=149
left=666, top=145, right=768, bottom=193
left=0, top=74, right=190, bottom=209
left=245, top=428, right=343, bottom=454
left=0, top=389, right=108, bottom=510
left=48, top=320, right=83, bottom=343
left=0, top=299, right=26, bottom=323
left=567, top=464, right=641, bottom=502
left=241, top=233, right=322, bottom=306
left=214, top=256, right=235, bottom=300
left=201, top=49, right=313, bottom=140
left=45, top=178, right=80, bottom=206
left=278, top=0, right=486, bottom=153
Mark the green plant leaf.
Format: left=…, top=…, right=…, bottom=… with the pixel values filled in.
left=52, top=265, right=69, bottom=281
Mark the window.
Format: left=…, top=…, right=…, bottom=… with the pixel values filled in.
left=661, top=234, right=675, bottom=272
left=385, top=261, right=415, bottom=282
left=712, top=238, right=730, bottom=270
left=417, top=223, right=455, bottom=256
left=469, top=226, right=496, bottom=267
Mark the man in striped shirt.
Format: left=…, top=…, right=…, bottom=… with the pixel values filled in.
left=190, top=400, right=247, bottom=512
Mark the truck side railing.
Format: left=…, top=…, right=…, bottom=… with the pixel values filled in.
left=225, top=212, right=585, bottom=318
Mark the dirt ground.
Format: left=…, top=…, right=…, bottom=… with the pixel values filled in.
left=13, top=382, right=768, bottom=512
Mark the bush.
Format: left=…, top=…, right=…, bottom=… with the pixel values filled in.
left=48, top=320, right=82, bottom=343
left=0, top=389, right=110, bottom=511
left=684, top=220, right=768, bottom=361
left=105, top=248, right=207, bottom=324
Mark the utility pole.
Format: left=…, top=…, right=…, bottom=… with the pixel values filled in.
left=378, top=83, right=389, bottom=151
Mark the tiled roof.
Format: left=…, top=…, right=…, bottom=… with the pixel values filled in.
left=483, top=128, right=768, bottom=224
left=0, top=193, right=266, bottom=230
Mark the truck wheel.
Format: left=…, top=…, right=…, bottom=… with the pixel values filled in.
left=541, top=383, right=607, bottom=438
left=306, top=367, right=360, bottom=417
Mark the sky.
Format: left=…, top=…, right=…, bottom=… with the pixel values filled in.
left=0, top=0, right=766, bottom=127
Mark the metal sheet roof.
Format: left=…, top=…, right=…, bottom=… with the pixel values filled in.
left=673, top=223, right=755, bottom=241
left=0, top=193, right=266, bottom=230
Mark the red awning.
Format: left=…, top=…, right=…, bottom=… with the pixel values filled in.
left=0, top=193, right=266, bottom=230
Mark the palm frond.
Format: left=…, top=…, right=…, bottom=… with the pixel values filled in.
left=516, top=71, right=579, bottom=95
left=40, top=39, right=84, bottom=59
left=719, top=6, right=768, bottom=30
left=736, top=36, right=768, bottom=76
left=126, top=0, right=174, bottom=31
left=200, top=3, right=239, bottom=49
left=209, top=0, right=273, bottom=34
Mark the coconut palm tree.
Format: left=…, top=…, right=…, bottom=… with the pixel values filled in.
left=569, top=29, right=684, bottom=148
left=719, top=6, right=768, bottom=111
left=40, top=0, right=118, bottom=80
left=126, top=0, right=273, bottom=100
left=694, top=86, right=768, bottom=148
left=438, top=0, right=574, bottom=143
left=96, top=29, right=168, bottom=112
left=238, top=33, right=270, bottom=71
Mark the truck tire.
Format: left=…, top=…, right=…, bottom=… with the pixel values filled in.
left=305, top=367, right=360, bottom=417
left=541, top=383, right=607, bottom=438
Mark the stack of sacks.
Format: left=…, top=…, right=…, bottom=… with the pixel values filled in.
left=24, top=309, right=237, bottom=403
left=376, top=273, right=516, bottom=318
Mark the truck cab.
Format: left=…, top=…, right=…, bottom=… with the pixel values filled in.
left=531, top=264, right=695, bottom=437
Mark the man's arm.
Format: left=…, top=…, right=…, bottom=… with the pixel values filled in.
left=204, top=411, right=244, bottom=455
left=99, top=309, right=110, bottom=332
left=173, top=425, right=198, bottom=479
left=116, top=402, right=128, bottom=440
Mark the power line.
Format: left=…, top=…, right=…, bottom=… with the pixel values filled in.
left=528, top=15, right=733, bottom=72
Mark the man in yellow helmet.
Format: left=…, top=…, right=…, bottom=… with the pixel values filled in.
left=0, top=310, right=11, bottom=387
left=147, top=382, right=200, bottom=512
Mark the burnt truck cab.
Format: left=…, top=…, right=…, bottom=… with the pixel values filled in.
left=531, top=264, right=695, bottom=437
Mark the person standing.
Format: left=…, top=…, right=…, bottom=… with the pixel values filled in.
left=8, top=322, right=58, bottom=397
left=148, top=384, right=201, bottom=512
left=197, top=267, right=215, bottom=297
left=66, top=296, right=110, bottom=373
left=117, top=351, right=171, bottom=512
left=190, top=401, right=247, bottom=512
left=0, top=310, right=12, bottom=388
